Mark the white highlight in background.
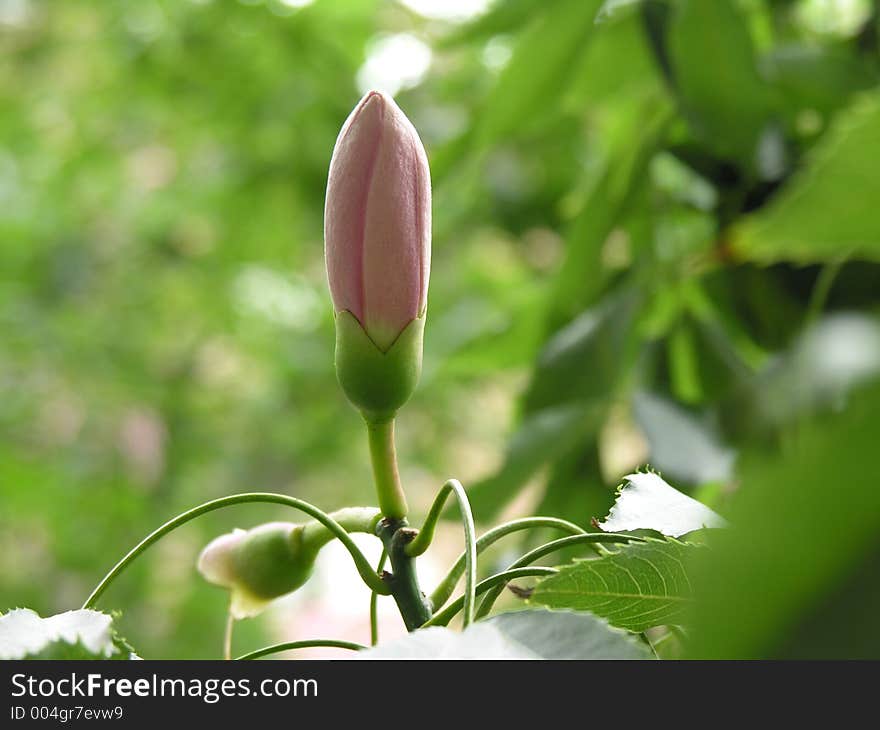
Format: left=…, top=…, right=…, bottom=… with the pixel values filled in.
left=356, top=34, right=432, bottom=97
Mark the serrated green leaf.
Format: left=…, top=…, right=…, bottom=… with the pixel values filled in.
left=599, top=471, right=727, bottom=536
left=0, top=608, right=136, bottom=660
left=733, top=92, right=880, bottom=263
left=529, top=539, right=697, bottom=632
left=359, top=608, right=652, bottom=659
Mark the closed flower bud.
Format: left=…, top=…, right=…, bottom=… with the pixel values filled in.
left=197, top=508, right=380, bottom=618
left=197, top=522, right=317, bottom=619
left=324, top=91, right=431, bottom=421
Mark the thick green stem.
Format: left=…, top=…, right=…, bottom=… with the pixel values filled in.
left=366, top=418, right=408, bottom=520
left=377, top=518, right=433, bottom=631
left=428, top=516, right=587, bottom=610
left=82, top=492, right=390, bottom=609
left=236, top=639, right=365, bottom=660
left=474, top=532, right=644, bottom=619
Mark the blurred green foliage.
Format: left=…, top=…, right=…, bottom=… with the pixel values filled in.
left=2, top=0, right=879, bottom=658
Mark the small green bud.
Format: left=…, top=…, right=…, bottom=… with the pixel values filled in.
left=197, top=508, right=381, bottom=618
left=198, top=522, right=317, bottom=618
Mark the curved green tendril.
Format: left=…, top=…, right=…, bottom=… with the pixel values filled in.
left=370, top=547, right=388, bottom=646
left=474, top=532, right=645, bottom=619
left=406, top=479, right=477, bottom=628
left=82, top=492, right=390, bottom=610
left=428, top=516, right=586, bottom=611
left=236, top=639, right=366, bottom=660
left=424, top=567, right=559, bottom=628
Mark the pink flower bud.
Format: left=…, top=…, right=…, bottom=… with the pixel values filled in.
left=324, top=91, right=431, bottom=352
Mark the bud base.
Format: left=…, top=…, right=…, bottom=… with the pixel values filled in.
left=334, top=311, right=424, bottom=422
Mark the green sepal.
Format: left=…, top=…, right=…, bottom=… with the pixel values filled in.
left=334, top=311, right=425, bottom=422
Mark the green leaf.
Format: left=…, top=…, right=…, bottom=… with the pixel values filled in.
left=685, top=380, right=880, bottom=658
left=763, top=45, right=878, bottom=119
left=595, top=0, right=643, bottom=23
left=0, top=608, right=136, bottom=660
left=599, top=471, right=727, bottom=536
left=529, top=538, right=697, bottom=632
left=439, top=0, right=544, bottom=46
left=548, top=92, right=671, bottom=325
left=467, top=290, right=643, bottom=518
left=360, top=608, right=652, bottom=659
left=474, top=0, right=603, bottom=144
left=733, top=92, right=880, bottom=263
left=525, top=289, right=642, bottom=413
left=724, top=313, right=880, bottom=437
left=534, top=438, right=613, bottom=529
left=466, top=401, right=605, bottom=519
left=564, top=7, right=660, bottom=109
left=668, top=0, right=773, bottom=163
left=548, top=8, right=671, bottom=324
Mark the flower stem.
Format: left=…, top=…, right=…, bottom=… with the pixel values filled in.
left=82, top=492, right=390, bottom=610
left=366, top=418, right=408, bottom=520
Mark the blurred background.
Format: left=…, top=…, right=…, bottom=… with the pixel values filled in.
left=2, top=0, right=879, bottom=658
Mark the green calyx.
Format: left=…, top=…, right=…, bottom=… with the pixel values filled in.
left=334, top=311, right=425, bottom=422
